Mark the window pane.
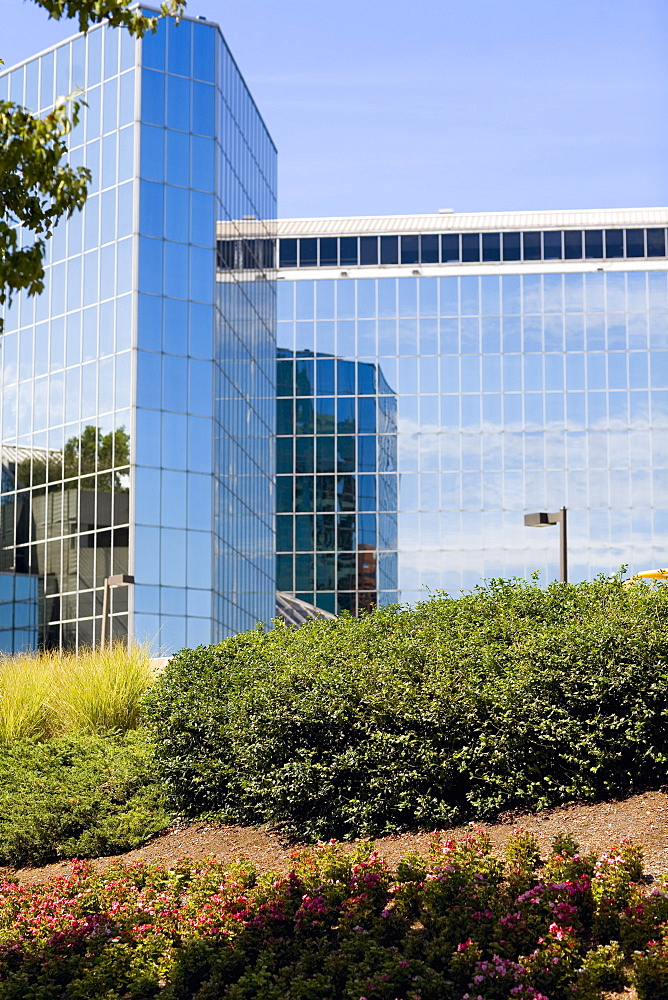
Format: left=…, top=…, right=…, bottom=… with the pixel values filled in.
left=420, top=233, right=439, bottom=263
left=543, top=231, right=562, bottom=260
left=647, top=228, right=666, bottom=257
left=502, top=232, right=521, bottom=261
left=294, top=435, right=313, bottom=473
left=299, top=238, right=317, bottom=267
left=339, top=237, right=358, bottom=266
left=319, top=237, right=337, bottom=266
left=605, top=229, right=624, bottom=258
left=523, top=231, right=541, bottom=261
left=461, top=233, right=480, bottom=262
left=400, top=234, right=419, bottom=264
left=360, top=236, right=378, bottom=265
left=625, top=229, right=645, bottom=257
left=482, top=233, right=500, bottom=261
left=279, top=239, right=297, bottom=267
left=277, top=437, right=293, bottom=473
left=276, top=515, right=293, bottom=552
left=564, top=230, right=582, bottom=259
left=441, top=234, right=460, bottom=262
left=380, top=235, right=398, bottom=264
left=584, top=230, right=603, bottom=259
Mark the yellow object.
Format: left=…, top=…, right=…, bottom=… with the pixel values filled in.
left=623, top=569, right=668, bottom=589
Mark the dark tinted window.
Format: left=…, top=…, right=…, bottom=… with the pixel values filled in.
left=316, top=358, right=335, bottom=395
left=276, top=399, right=293, bottom=435
left=295, top=437, right=313, bottom=473
left=276, top=360, right=293, bottom=397
left=279, top=238, right=297, bottom=267
left=295, top=358, right=314, bottom=395
left=401, top=234, right=419, bottom=264
left=584, top=230, right=603, bottom=259
left=319, top=237, right=338, bottom=266
left=380, top=235, right=399, bottom=264
left=316, top=476, right=336, bottom=512
left=242, top=240, right=257, bottom=269
left=564, top=230, right=582, bottom=259
left=604, top=230, right=624, bottom=258
left=299, top=237, right=317, bottom=267
left=625, top=229, right=645, bottom=257
left=421, top=233, right=439, bottom=263
left=216, top=240, right=234, bottom=269
left=482, top=233, right=500, bottom=261
left=276, top=438, right=293, bottom=474
left=543, top=231, right=562, bottom=260
left=339, top=236, right=358, bottom=266
left=441, top=234, right=460, bottom=262
left=263, top=239, right=276, bottom=268
left=647, top=228, right=666, bottom=257
left=276, top=516, right=293, bottom=552
left=502, top=232, right=521, bottom=261
left=461, top=233, right=480, bottom=262
left=523, top=231, right=541, bottom=260
left=360, top=236, right=378, bottom=265
left=316, top=436, right=335, bottom=473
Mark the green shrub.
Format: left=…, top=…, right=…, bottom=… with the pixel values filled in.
left=0, top=730, right=171, bottom=867
left=144, top=577, right=668, bottom=840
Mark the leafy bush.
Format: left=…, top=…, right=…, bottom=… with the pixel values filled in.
left=0, top=643, right=156, bottom=742
left=144, top=577, right=668, bottom=840
left=0, top=731, right=170, bottom=867
left=0, top=834, right=658, bottom=999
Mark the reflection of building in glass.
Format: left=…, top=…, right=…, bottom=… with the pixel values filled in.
left=274, top=349, right=398, bottom=614
left=0, top=13, right=276, bottom=650
left=269, top=211, right=668, bottom=603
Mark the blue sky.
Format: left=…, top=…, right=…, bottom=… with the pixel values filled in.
left=3, top=0, right=668, bottom=218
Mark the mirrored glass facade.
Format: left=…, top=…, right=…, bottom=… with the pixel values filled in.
left=275, top=346, right=398, bottom=614
left=272, top=213, right=668, bottom=605
left=0, top=14, right=276, bottom=651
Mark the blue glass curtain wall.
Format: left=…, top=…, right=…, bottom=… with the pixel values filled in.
left=276, top=268, right=668, bottom=604
left=1, top=15, right=277, bottom=651
left=0, top=25, right=136, bottom=648
left=134, top=15, right=276, bottom=648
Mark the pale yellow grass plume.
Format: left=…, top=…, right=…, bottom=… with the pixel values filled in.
left=0, top=644, right=157, bottom=742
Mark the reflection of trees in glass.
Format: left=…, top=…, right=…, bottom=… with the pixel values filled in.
left=16, top=426, right=130, bottom=492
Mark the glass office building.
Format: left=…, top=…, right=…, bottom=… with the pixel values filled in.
left=0, top=12, right=276, bottom=651
left=220, top=208, right=668, bottom=609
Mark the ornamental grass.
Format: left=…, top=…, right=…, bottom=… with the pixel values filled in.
left=0, top=643, right=157, bottom=742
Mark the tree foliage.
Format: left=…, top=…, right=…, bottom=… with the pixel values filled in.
left=0, top=98, right=91, bottom=330
left=30, top=0, right=185, bottom=36
left=15, top=424, right=130, bottom=491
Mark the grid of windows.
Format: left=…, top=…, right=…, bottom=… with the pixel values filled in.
left=0, top=16, right=277, bottom=651
left=0, top=26, right=134, bottom=648
left=226, top=229, right=668, bottom=271
left=275, top=349, right=397, bottom=614
left=276, top=267, right=668, bottom=604
left=132, top=16, right=276, bottom=649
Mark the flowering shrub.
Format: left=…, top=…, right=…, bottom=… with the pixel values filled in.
left=0, top=833, right=666, bottom=999
left=144, top=577, right=668, bottom=840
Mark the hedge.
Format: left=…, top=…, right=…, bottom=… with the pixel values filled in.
left=144, top=577, right=668, bottom=840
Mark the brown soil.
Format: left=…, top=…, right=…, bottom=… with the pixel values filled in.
left=10, top=789, right=668, bottom=887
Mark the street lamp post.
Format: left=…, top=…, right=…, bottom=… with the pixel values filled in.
left=100, top=574, right=135, bottom=649
left=524, top=507, right=568, bottom=583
